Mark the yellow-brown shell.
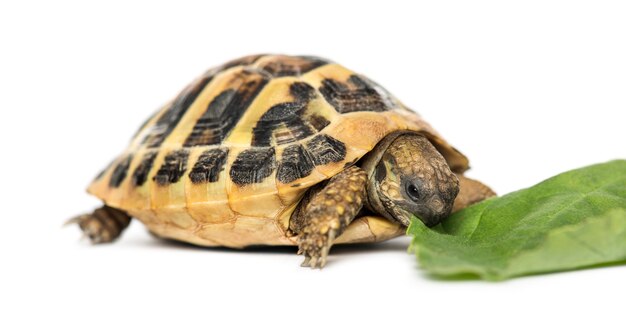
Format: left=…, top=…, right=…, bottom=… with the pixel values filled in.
left=87, top=55, right=469, bottom=248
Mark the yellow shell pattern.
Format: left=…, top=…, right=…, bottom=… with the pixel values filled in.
left=87, top=55, right=469, bottom=248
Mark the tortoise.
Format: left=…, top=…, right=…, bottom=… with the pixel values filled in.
left=69, top=54, right=495, bottom=268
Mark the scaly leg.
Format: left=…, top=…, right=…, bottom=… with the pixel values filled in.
left=290, top=166, right=367, bottom=268
left=67, top=205, right=132, bottom=243
left=452, top=175, right=496, bottom=212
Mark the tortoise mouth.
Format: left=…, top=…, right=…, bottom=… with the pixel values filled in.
left=365, top=187, right=415, bottom=227
left=381, top=199, right=448, bottom=227
left=411, top=206, right=450, bottom=227
left=388, top=205, right=412, bottom=227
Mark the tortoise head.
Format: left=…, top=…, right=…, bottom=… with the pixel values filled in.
left=362, top=132, right=459, bottom=227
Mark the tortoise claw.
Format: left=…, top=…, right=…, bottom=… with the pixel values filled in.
left=64, top=214, right=87, bottom=227
left=297, top=228, right=336, bottom=269
left=300, top=256, right=311, bottom=267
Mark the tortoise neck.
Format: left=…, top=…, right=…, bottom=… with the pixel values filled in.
left=360, top=130, right=423, bottom=224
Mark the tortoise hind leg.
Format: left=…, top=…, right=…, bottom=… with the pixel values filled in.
left=452, top=175, right=496, bottom=212
left=67, top=205, right=132, bottom=244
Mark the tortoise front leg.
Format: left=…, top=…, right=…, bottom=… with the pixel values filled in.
left=290, top=166, right=367, bottom=268
left=66, top=205, right=132, bottom=243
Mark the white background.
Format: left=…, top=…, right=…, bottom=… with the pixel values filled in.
left=1, top=1, right=625, bottom=310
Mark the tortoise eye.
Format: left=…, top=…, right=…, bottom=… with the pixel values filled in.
left=406, top=183, right=421, bottom=202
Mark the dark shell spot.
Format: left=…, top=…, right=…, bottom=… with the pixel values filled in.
left=259, top=102, right=307, bottom=122
left=318, top=74, right=396, bottom=113
left=308, top=114, right=330, bottom=131
left=230, top=147, right=276, bottom=185
left=258, top=56, right=328, bottom=77
left=183, top=72, right=269, bottom=147
left=131, top=151, right=158, bottom=186
left=305, top=134, right=346, bottom=166
left=277, top=144, right=315, bottom=184
left=189, top=148, right=229, bottom=184
left=109, top=155, right=133, bottom=188
left=183, top=89, right=237, bottom=146
left=289, top=82, right=317, bottom=104
left=153, top=150, right=189, bottom=186
left=251, top=82, right=328, bottom=147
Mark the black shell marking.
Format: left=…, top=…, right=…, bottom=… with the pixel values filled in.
left=308, top=114, right=331, bottom=131
left=109, top=155, right=133, bottom=188
left=153, top=150, right=189, bottom=186
left=305, top=134, right=346, bottom=165
left=251, top=82, right=326, bottom=147
left=319, top=75, right=397, bottom=113
left=289, top=82, right=317, bottom=104
left=131, top=151, right=158, bottom=186
left=230, top=147, right=276, bottom=185
left=252, top=102, right=313, bottom=146
left=258, top=56, right=328, bottom=77
left=277, top=144, right=315, bottom=184
left=189, top=148, right=229, bottom=184
left=183, top=72, right=269, bottom=147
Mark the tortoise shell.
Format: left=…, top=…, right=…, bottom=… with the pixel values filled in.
left=87, top=54, right=469, bottom=248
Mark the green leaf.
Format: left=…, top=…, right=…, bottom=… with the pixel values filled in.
left=408, top=160, right=626, bottom=281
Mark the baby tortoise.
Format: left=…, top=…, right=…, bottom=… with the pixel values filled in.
left=69, top=54, right=495, bottom=268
